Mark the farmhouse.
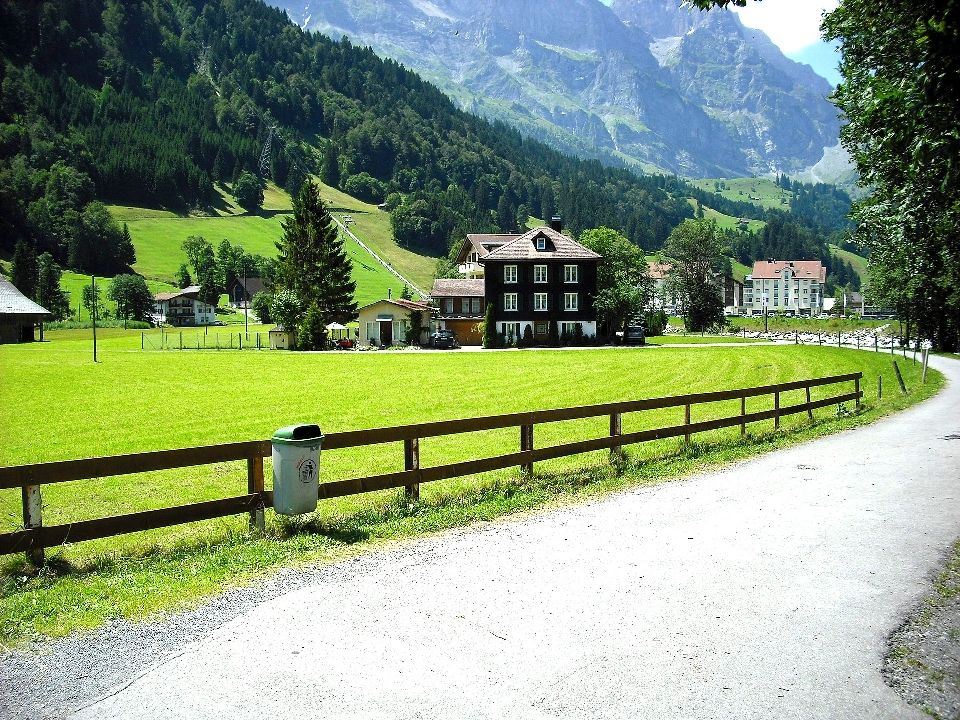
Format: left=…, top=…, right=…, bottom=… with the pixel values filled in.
left=357, top=297, right=434, bottom=347
left=227, top=277, right=265, bottom=308
left=0, top=276, right=51, bottom=344
left=429, top=278, right=485, bottom=345
left=743, top=259, right=826, bottom=316
left=479, top=223, right=601, bottom=342
left=153, top=286, right=217, bottom=326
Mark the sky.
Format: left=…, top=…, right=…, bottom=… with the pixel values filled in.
left=731, top=0, right=839, bottom=55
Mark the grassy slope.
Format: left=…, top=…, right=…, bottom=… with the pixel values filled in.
left=108, top=182, right=426, bottom=307
left=688, top=177, right=792, bottom=210
left=0, top=330, right=942, bottom=645
left=830, top=243, right=870, bottom=283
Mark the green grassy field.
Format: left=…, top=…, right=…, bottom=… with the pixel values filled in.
left=107, top=182, right=416, bottom=307
left=830, top=243, right=870, bottom=283
left=687, top=198, right=766, bottom=233
left=688, top=177, right=793, bottom=210
left=0, top=329, right=942, bottom=646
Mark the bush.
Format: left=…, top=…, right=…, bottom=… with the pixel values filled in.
left=251, top=291, right=272, bottom=324
left=644, top=308, right=668, bottom=336
left=343, top=172, right=387, bottom=203
left=520, top=325, right=534, bottom=348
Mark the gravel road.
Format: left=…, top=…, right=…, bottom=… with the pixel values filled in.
left=3, top=356, right=959, bottom=720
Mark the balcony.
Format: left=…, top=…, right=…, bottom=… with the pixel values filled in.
left=458, top=262, right=484, bottom=279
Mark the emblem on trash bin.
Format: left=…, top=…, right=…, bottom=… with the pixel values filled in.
left=296, top=456, right=318, bottom=484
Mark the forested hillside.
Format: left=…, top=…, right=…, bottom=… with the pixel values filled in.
left=0, top=0, right=697, bottom=270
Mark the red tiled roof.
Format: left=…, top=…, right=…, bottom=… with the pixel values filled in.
left=751, top=260, right=826, bottom=282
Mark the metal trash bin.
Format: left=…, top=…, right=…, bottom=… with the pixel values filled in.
left=271, top=424, right=324, bottom=515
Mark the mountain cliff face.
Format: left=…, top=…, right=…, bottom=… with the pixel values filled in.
left=275, top=0, right=842, bottom=178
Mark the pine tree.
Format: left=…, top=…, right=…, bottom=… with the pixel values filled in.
left=320, top=144, right=341, bottom=188
left=276, top=179, right=357, bottom=344
left=36, top=253, right=70, bottom=320
left=10, top=240, right=39, bottom=299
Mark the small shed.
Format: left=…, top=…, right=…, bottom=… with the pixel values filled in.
left=269, top=325, right=294, bottom=350
left=0, top=276, right=51, bottom=344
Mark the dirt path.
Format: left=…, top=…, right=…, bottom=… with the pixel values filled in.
left=3, top=357, right=959, bottom=720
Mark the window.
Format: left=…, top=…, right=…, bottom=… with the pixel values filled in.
left=561, top=322, right=582, bottom=336
left=461, top=299, right=470, bottom=313
left=536, top=323, right=548, bottom=335
left=534, top=293, right=548, bottom=311
left=471, top=298, right=481, bottom=313
left=502, top=322, right=521, bottom=339
left=468, top=251, right=479, bottom=263
left=564, top=265, right=578, bottom=283
left=534, top=265, right=548, bottom=283
left=564, top=292, right=578, bottom=311
left=504, top=265, right=517, bottom=283
left=536, top=237, right=546, bottom=250
left=504, top=293, right=518, bottom=311
left=445, top=299, right=454, bottom=314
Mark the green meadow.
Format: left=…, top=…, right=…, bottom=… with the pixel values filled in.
left=0, top=329, right=942, bottom=646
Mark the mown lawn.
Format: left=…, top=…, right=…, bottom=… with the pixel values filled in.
left=0, top=328, right=942, bottom=647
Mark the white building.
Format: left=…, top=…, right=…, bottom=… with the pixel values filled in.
left=743, top=260, right=826, bottom=316
left=153, top=286, right=217, bottom=326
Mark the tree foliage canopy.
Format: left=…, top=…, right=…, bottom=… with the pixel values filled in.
left=579, top=227, right=652, bottom=340
left=664, top=219, right=726, bottom=332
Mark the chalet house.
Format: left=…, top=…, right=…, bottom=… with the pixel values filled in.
left=0, top=276, right=51, bottom=344
left=743, top=260, right=826, bottom=316
left=455, top=233, right=519, bottom=279
left=357, top=298, right=434, bottom=347
left=154, top=286, right=217, bottom=326
left=429, top=278, right=485, bottom=345
left=479, top=224, right=601, bottom=342
left=227, top=277, right=265, bottom=307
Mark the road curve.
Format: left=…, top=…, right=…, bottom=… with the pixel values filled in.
left=5, top=357, right=960, bottom=720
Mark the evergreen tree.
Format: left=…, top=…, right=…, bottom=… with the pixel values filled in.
left=10, top=239, right=39, bottom=299
left=175, top=264, right=193, bottom=288
left=321, top=144, right=341, bottom=188
left=36, top=253, right=70, bottom=320
left=483, top=303, right=497, bottom=349
left=275, top=179, right=357, bottom=346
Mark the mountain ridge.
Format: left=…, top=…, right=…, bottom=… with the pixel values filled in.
left=277, top=0, right=846, bottom=179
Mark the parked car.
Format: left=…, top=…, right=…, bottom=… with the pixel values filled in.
left=429, top=329, right=459, bottom=349
left=623, top=324, right=646, bottom=346
left=211, top=319, right=227, bottom=326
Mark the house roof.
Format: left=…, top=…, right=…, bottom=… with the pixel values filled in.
left=430, top=279, right=485, bottom=298
left=751, top=260, right=826, bottom=282
left=358, top=298, right=434, bottom=313
left=231, top=277, right=265, bottom=295
left=455, top=233, right=520, bottom=263
left=155, top=285, right=201, bottom=301
left=647, top=261, right=672, bottom=280
left=0, top=276, right=51, bottom=317
left=479, top=226, right=601, bottom=263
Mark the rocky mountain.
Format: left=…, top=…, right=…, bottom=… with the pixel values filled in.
left=273, top=0, right=843, bottom=179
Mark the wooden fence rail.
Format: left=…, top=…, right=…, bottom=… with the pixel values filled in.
left=0, top=373, right=862, bottom=564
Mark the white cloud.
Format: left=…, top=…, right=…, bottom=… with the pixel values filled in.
left=732, top=0, right=839, bottom=54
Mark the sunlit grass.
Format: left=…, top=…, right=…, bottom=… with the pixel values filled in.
left=0, top=328, right=943, bottom=647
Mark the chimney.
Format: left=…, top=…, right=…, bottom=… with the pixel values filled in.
left=388, top=288, right=392, bottom=299
left=550, top=215, right=563, bottom=232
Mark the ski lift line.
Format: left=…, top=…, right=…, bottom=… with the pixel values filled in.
left=330, top=213, right=427, bottom=301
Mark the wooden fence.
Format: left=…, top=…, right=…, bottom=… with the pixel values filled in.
left=0, top=373, right=862, bottom=565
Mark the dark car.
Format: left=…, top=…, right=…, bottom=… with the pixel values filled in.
left=429, top=329, right=459, bottom=349
left=623, top=324, right=646, bottom=345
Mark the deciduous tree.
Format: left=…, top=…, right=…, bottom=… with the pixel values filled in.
left=664, top=219, right=725, bottom=332
left=108, top=274, right=154, bottom=327
left=580, top=227, right=653, bottom=341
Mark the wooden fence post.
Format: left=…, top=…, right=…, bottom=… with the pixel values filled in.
left=404, top=438, right=420, bottom=503
left=740, top=395, right=746, bottom=436
left=684, top=404, right=691, bottom=444
left=922, top=349, right=929, bottom=384
left=520, top=424, right=534, bottom=477
left=774, top=391, right=780, bottom=429
left=806, top=385, right=813, bottom=420
left=609, top=412, right=622, bottom=460
left=22, top=484, right=43, bottom=566
left=893, top=361, right=907, bottom=394
left=247, top=456, right=265, bottom=532
left=854, top=376, right=861, bottom=409
left=878, top=375, right=882, bottom=398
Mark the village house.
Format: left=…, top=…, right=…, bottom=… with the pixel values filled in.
left=357, top=297, right=434, bottom=347
left=743, top=259, right=826, bottom=316
left=0, top=276, right=51, bottom=344
left=479, top=223, right=601, bottom=343
left=429, top=278, right=485, bottom=345
left=454, top=233, right=519, bottom=279
left=153, top=285, right=217, bottom=326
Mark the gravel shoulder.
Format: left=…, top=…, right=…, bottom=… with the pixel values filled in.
left=2, top=356, right=959, bottom=720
